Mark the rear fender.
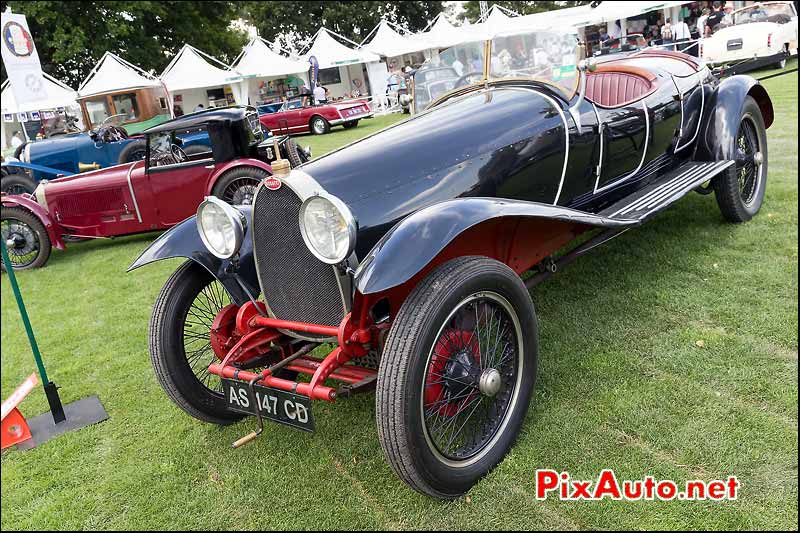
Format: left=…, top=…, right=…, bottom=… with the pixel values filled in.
left=206, top=159, right=273, bottom=196
left=698, top=75, right=773, bottom=161
left=354, top=197, right=638, bottom=296
left=1, top=194, right=65, bottom=250
left=127, top=205, right=259, bottom=305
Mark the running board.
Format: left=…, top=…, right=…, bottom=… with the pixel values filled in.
left=599, top=160, right=735, bottom=221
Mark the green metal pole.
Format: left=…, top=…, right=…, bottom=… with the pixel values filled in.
left=1, top=239, right=65, bottom=422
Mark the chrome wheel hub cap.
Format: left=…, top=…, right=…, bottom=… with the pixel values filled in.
left=479, top=368, right=502, bottom=397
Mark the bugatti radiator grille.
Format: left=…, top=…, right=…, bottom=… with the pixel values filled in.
left=251, top=181, right=345, bottom=337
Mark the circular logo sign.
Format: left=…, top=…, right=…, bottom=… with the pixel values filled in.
left=264, top=177, right=282, bottom=191
left=2, top=21, right=34, bottom=57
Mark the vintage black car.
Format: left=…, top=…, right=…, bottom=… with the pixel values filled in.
left=130, top=29, right=772, bottom=499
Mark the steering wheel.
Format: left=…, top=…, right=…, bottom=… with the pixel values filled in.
left=454, top=71, right=483, bottom=88
left=170, top=144, right=187, bottom=163
left=95, top=124, right=129, bottom=143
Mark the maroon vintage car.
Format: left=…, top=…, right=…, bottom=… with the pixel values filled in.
left=1, top=107, right=307, bottom=270
left=258, top=95, right=373, bottom=135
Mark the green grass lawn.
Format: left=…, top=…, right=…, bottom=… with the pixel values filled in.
left=1, top=66, right=797, bottom=530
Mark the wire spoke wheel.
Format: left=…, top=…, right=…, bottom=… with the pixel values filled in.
left=421, top=291, right=522, bottom=463
left=736, top=116, right=762, bottom=207
left=182, top=278, right=232, bottom=394
left=221, top=177, right=260, bottom=205
left=1, top=217, right=41, bottom=268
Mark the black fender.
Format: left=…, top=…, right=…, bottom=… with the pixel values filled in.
left=353, top=197, right=637, bottom=295
left=698, top=75, right=773, bottom=161
left=127, top=206, right=259, bottom=305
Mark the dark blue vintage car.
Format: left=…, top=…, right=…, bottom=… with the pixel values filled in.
left=130, top=29, right=773, bottom=499
left=2, top=115, right=210, bottom=194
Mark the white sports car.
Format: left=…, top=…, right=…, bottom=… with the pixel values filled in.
left=702, top=2, right=798, bottom=71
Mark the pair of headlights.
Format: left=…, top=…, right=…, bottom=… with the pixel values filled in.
left=196, top=194, right=356, bottom=264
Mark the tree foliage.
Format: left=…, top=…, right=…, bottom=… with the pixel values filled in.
left=461, top=1, right=589, bottom=24
left=1, top=1, right=247, bottom=87
left=240, top=1, right=444, bottom=52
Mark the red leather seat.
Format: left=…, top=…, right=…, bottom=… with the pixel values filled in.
left=585, top=64, right=658, bottom=108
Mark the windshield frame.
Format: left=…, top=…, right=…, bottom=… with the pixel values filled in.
left=413, top=29, right=582, bottom=112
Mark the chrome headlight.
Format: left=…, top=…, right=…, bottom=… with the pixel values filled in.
left=299, top=194, right=356, bottom=264
left=196, top=197, right=246, bottom=259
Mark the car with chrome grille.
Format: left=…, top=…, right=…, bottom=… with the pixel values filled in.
left=1, top=107, right=308, bottom=270
left=130, top=28, right=773, bottom=499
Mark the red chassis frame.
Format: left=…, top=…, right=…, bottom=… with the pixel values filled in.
left=207, top=217, right=590, bottom=404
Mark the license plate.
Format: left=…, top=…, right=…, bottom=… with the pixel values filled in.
left=727, top=38, right=743, bottom=51
left=222, top=378, right=314, bottom=432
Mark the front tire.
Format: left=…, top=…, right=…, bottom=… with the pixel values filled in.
left=282, top=137, right=306, bottom=167
left=376, top=256, right=538, bottom=499
left=211, top=166, right=268, bottom=205
left=117, top=139, right=147, bottom=164
left=149, top=260, right=245, bottom=425
left=0, top=207, right=51, bottom=270
left=714, top=96, right=768, bottom=223
left=1, top=172, right=37, bottom=195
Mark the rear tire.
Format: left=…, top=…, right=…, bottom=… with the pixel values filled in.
left=376, top=256, right=538, bottom=499
left=211, top=166, right=268, bottom=205
left=149, top=260, right=245, bottom=425
left=310, top=115, right=330, bottom=135
left=342, top=120, right=359, bottom=129
left=714, top=96, right=768, bottom=223
left=0, top=206, right=51, bottom=270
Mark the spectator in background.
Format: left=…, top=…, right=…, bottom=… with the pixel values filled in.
left=608, top=19, right=622, bottom=40
left=706, top=2, right=725, bottom=34
left=10, top=130, right=24, bottom=149
left=673, top=17, right=691, bottom=41
left=722, top=5, right=734, bottom=25
left=696, top=8, right=710, bottom=37
left=451, top=53, right=464, bottom=76
left=313, top=82, right=327, bottom=104
left=194, top=103, right=205, bottom=112
left=661, top=18, right=673, bottom=42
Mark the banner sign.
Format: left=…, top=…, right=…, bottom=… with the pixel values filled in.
left=1, top=12, right=48, bottom=106
left=308, top=55, right=319, bottom=89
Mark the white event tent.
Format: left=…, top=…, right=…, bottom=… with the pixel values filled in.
left=161, top=44, right=243, bottom=112
left=360, top=20, right=435, bottom=104
left=301, top=28, right=383, bottom=100
left=77, top=52, right=170, bottom=128
left=78, top=51, right=162, bottom=99
left=420, top=14, right=482, bottom=49
left=231, top=37, right=309, bottom=106
left=362, top=20, right=433, bottom=59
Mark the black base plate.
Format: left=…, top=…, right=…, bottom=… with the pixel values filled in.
left=15, top=395, right=109, bottom=451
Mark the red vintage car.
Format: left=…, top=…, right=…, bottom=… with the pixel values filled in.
left=1, top=107, right=307, bottom=270
left=258, top=95, right=373, bottom=135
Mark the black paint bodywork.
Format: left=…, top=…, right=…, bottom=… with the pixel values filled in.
left=128, top=206, right=259, bottom=306
left=132, top=51, right=772, bottom=299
